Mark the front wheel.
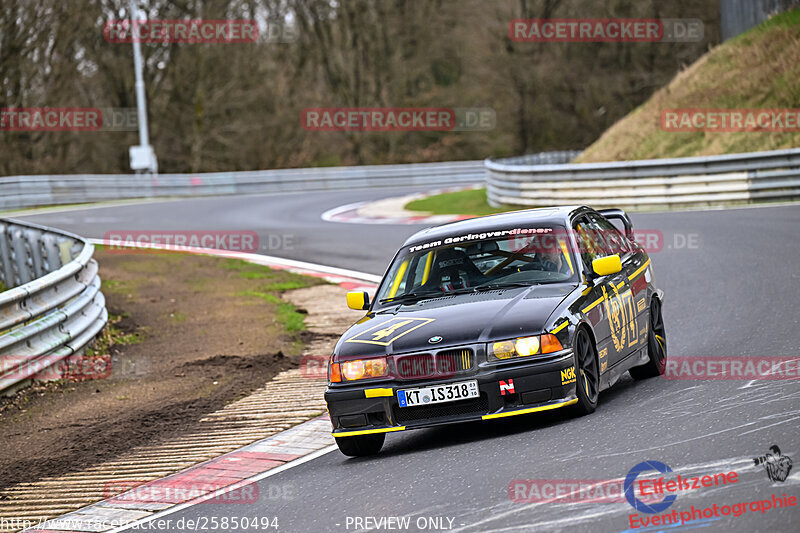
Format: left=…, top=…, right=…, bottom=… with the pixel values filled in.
left=630, top=298, right=667, bottom=380
left=334, top=433, right=385, bottom=457
left=572, top=328, right=599, bottom=415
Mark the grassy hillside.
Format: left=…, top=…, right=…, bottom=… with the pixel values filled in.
left=576, top=9, right=800, bottom=162
left=409, top=10, right=800, bottom=216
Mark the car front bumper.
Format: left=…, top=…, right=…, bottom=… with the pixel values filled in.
left=325, top=350, right=578, bottom=437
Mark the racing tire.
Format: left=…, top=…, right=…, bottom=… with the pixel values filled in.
left=572, top=328, right=599, bottom=415
left=630, top=298, right=667, bottom=380
left=334, top=433, right=385, bottom=457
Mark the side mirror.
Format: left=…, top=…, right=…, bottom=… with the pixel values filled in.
left=346, top=290, right=370, bottom=310
left=592, top=255, right=622, bottom=277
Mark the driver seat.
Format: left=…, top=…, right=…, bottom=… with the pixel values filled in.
left=433, top=248, right=483, bottom=291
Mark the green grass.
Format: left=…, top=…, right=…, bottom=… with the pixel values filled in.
left=237, top=271, right=277, bottom=279
left=405, top=188, right=518, bottom=216
left=101, top=254, right=321, bottom=344
left=169, top=311, right=187, bottom=322
left=101, top=279, right=138, bottom=294
left=221, top=258, right=283, bottom=277
left=256, top=281, right=312, bottom=291
left=115, top=331, right=144, bottom=345
left=85, top=312, right=143, bottom=357
left=237, top=290, right=308, bottom=332
left=229, top=261, right=324, bottom=332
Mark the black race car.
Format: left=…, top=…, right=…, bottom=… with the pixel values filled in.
left=325, top=206, right=667, bottom=456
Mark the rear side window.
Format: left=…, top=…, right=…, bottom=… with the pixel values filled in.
left=585, top=213, right=632, bottom=255
left=573, top=218, right=607, bottom=269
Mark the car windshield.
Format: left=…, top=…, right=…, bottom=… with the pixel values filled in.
left=376, top=226, right=578, bottom=305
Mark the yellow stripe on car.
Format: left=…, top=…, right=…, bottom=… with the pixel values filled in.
left=559, top=239, right=574, bottom=275
left=581, top=294, right=605, bottom=313
left=550, top=320, right=569, bottom=334
left=388, top=260, right=409, bottom=298
left=628, top=259, right=651, bottom=281
left=421, top=252, right=434, bottom=284
left=364, top=388, right=393, bottom=398
left=333, top=426, right=406, bottom=437
left=482, top=399, right=578, bottom=420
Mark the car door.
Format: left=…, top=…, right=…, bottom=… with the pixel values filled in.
left=573, top=215, right=636, bottom=370
left=586, top=212, right=650, bottom=358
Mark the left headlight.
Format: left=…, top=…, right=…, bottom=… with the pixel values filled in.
left=330, top=356, right=390, bottom=382
left=488, top=334, right=563, bottom=361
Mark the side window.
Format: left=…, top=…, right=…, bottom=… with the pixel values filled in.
left=585, top=213, right=632, bottom=256
left=574, top=217, right=606, bottom=269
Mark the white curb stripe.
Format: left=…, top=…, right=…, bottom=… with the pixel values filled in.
left=88, top=238, right=382, bottom=284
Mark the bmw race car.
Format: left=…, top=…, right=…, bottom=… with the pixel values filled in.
left=325, top=206, right=667, bottom=456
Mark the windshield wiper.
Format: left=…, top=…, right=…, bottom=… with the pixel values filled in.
left=379, top=290, right=444, bottom=304
left=380, top=286, right=478, bottom=305
left=474, top=281, right=534, bottom=291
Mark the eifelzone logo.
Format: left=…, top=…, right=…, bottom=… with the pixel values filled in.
left=625, top=461, right=678, bottom=514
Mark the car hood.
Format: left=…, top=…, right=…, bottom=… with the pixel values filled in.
left=335, top=283, right=577, bottom=359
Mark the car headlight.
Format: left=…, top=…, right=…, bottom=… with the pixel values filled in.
left=333, top=357, right=390, bottom=382
left=488, top=334, right=564, bottom=361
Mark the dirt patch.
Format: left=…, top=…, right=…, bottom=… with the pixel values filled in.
left=0, top=250, right=323, bottom=490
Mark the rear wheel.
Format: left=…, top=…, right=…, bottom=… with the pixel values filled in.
left=630, top=298, right=667, bottom=380
left=572, top=328, right=599, bottom=415
left=334, top=433, right=385, bottom=457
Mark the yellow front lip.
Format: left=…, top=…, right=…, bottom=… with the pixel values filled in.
left=332, top=398, right=578, bottom=436
left=481, top=398, right=578, bottom=420
left=333, top=426, right=406, bottom=438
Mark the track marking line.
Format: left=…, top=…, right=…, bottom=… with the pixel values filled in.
left=104, top=444, right=339, bottom=533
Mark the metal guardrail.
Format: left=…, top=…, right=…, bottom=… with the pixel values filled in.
left=486, top=148, right=800, bottom=209
left=486, top=151, right=583, bottom=167
left=0, top=160, right=485, bottom=210
left=720, top=0, right=800, bottom=41
left=0, top=219, right=107, bottom=394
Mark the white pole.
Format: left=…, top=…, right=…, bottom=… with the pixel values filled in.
left=128, top=0, right=156, bottom=173
left=130, top=0, right=149, bottom=146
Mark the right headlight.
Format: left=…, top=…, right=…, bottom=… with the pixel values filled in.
left=488, top=334, right=563, bottom=361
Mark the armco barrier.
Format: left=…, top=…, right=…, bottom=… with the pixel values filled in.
left=0, top=160, right=484, bottom=210
left=0, top=219, right=107, bottom=394
left=486, top=148, right=800, bottom=210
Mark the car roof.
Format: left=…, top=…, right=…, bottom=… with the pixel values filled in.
left=403, top=205, right=589, bottom=247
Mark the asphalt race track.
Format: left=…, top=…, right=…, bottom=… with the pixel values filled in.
left=17, top=192, right=800, bottom=532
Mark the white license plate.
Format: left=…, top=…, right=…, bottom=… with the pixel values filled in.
left=397, top=380, right=479, bottom=408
